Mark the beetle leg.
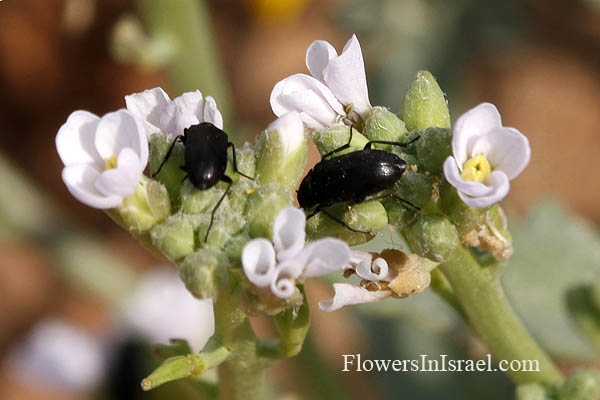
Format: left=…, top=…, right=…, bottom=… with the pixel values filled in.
left=363, top=135, right=420, bottom=150
left=182, top=175, right=189, bottom=184
left=151, top=135, right=185, bottom=177
left=362, top=193, right=421, bottom=211
left=205, top=175, right=233, bottom=242
left=227, top=142, right=254, bottom=180
left=320, top=207, right=371, bottom=234
left=322, top=125, right=355, bottom=159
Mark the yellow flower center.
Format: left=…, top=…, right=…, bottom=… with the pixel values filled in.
left=461, top=154, right=491, bottom=183
left=104, top=155, right=118, bottom=170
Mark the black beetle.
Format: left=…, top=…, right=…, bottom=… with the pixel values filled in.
left=297, top=127, right=419, bottom=232
left=152, top=122, right=253, bottom=241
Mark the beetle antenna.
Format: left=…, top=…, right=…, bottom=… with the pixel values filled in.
left=363, top=135, right=420, bottom=150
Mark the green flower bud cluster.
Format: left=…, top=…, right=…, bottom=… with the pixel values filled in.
left=516, top=370, right=600, bottom=400
left=116, top=125, right=307, bottom=301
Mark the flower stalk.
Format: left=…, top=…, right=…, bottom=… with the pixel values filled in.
left=440, top=243, right=564, bottom=385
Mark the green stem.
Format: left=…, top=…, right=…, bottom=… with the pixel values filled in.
left=136, top=0, right=233, bottom=127
left=214, top=292, right=266, bottom=400
left=440, top=243, right=564, bottom=385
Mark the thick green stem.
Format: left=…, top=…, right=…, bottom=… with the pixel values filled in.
left=136, top=0, right=233, bottom=126
left=440, top=243, right=564, bottom=385
left=214, top=293, right=266, bottom=400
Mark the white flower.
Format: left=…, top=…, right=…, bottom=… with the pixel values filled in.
left=270, top=34, right=371, bottom=130
left=121, top=269, right=215, bottom=353
left=6, top=318, right=107, bottom=393
left=443, top=103, right=531, bottom=208
left=319, top=251, right=393, bottom=312
left=125, top=87, right=223, bottom=137
left=242, top=207, right=351, bottom=298
left=56, top=109, right=148, bottom=209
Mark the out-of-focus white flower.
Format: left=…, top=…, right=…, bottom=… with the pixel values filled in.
left=270, top=34, right=371, bottom=130
left=443, top=103, right=530, bottom=208
left=6, top=318, right=107, bottom=393
left=242, top=207, right=351, bottom=298
left=121, top=269, right=214, bottom=353
left=319, top=251, right=393, bottom=312
left=56, top=109, right=148, bottom=209
left=125, top=87, right=223, bottom=137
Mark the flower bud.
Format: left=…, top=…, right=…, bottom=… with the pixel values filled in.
left=363, top=106, right=408, bottom=149
left=226, top=143, right=256, bottom=184
left=179, top=248, right=230, bottom=299
left=516, top=383, right=551, bottom=400
left=305, top=202, right=386, bottom=246
left=439, top=178, right=487, bottom=234
left=557, top=370, right=600, bottom=400
left=150, top=215, right=195, bottom=261
left=110, top=176, right=171, bottom=234
left=394, top=171, right=433, bottom=210
left=404, top=214, right=458, bottom=262
left=141, top=354, right=203, bottom=391
left=416, top=127, right=452, bottom=175
left=245, top=183, right=294, bottom=239
left=255, top=112, right=308, bottom=192
left=149, top=133, right=186, bottom=207
left=311, top=123, right=368, bottom=157
left=181, top=182, right=229, bottom=215
left=399, top=70, right=451, bottom=131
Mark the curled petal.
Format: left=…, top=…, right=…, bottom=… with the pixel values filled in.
left=203, top=96, right=224, bottom=129
left=94, top=109, right=148, bottom=164
left=270, top=277, right=296, bottom=299
left=273, top=206, right=306, bottom=261
left=159, top=90, right=204, bottom=137
left=55, top=111, right=102, bottom=166
left=356, top=258, right=389, bottom=282
left=346, top=250, right=373, bottom=270
left=270, top=74, right=345, bottom=130
left=306, top=39, right=338, bottom=82
left=319, top=283, right=391, bottom=312
left=268, top=112, right=306, bottom=160
left=300, top=238, right=352, bottom=278
left=443, top=157, right=494, bottom=197
left=95, top=148, right=142, bottom=198
left=62, top=164, right=122, bottom=209
left=124, top=87, right=171, bottom=135
left=471, top=127, right=530, bottom=180
left=458, top=171, right=510, bottom=208
left=322, top=34, right=371, bottom=118
left=452, top=103, right=502, bottom=167
left=242, top=239, right=277, bottom=287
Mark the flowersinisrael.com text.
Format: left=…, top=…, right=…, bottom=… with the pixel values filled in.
left=342, top=354, right=540, bottom=373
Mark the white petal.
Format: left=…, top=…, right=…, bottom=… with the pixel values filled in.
left=62, top=164, right=122, bottom=209
left=346, top=250, right=373, bottom=270
left=452, top=103, right=502, bottom=167
left=94, top=109, right=148, bottom=162
left=268, top=112, right=306, bottom=160
left=121, top=269, right=215, bottom=353
left=356, top=257, right=389, bottom=282
left=458, top=171, right=510, bottom=208
left=306, top=39, right=338, bottom=82
left=7, top=318, right=106, bottom=392
left=270, top=276, right=296, bottom=298
left=203, top=96, right=224, bottom=129
left=124, top=87, right=171, bottom=135
left=159, top=90, right=204, bottom=136
left=443, top=156, right=494, bottom=197
left=470, top=127, right=531, bottom=180
left=95, top=148, right=142, bottom=198
left=300, top=238, right=352, bottom=278
left=318, top=283, right=391, bottom=312
left=273, top=206, right=306, bottom=261
left=322, top=34, right=371, bottom=118
left=270, top=74, right=345, bottom=130
left=242, top=239, right=277, bottom=287
left=55, top=110, right=102, bottom=166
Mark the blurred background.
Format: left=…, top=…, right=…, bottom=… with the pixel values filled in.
left=1, top=0, right=600, bottom=399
